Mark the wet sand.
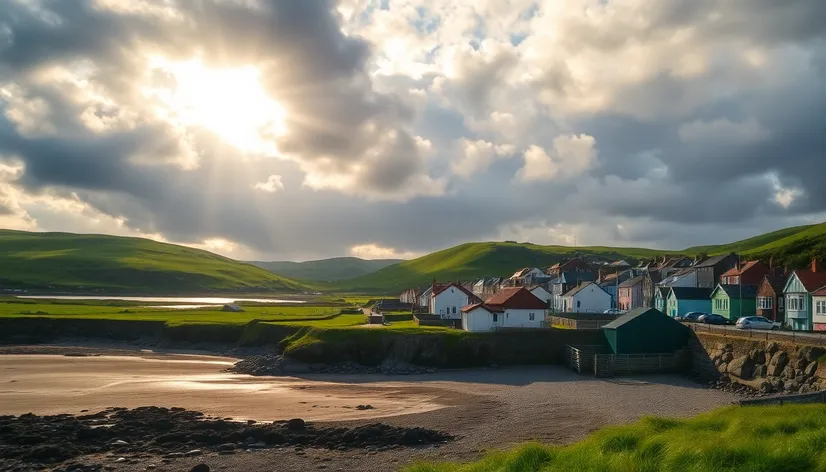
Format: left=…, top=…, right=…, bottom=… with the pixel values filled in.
left=0, top=354, right=446, bottom=421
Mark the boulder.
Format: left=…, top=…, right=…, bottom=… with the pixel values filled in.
left=805, top=361, right=818, bottom=378
left=770, top=378, right=784, bottom=391
left=191, top=465, right=210, bottom=472
left=718, top=362, right=729, bottom=374
left=752, top=364, right=768, bottom=379
left=799, top=346, right=826, bottom=363
left=727, top=356, right=755, bottom=379
left=286, top=418, right=306, bottom=430
left=749, top=349, right=767, bottom=365
left=796, top=357, right=808, bottom=370
left=722, top=352, right=734, bottom=364
left=722, top=343, right=734, bottom=352
left=759, top=381, right=774, bottom=394
left=766, top=342, right=780, bottom=357
left=782, top=365, right=796, bottom=380
left=767, top=351, right=789, bottom=376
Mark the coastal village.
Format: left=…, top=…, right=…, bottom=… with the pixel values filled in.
left=397, top=254, right=826, bottom=333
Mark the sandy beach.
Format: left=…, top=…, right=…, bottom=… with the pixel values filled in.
left=0, top=347, right=740, bottom=471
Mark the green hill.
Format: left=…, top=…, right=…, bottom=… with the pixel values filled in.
left=334, top=222, right=826, bottom=292
left=335, top=242, right=668, bottom=292
left=0, top=230, right=305, bottom=293
left=249, top=257, right=403, bottom=281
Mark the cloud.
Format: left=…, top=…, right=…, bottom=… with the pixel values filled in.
left=349, top=243, right=421, bottom=260
left=253, top=175, right=284, bottom=193
left=1, top=0, right=826, bottom=262
left=519, top=134, right=598, bottom=182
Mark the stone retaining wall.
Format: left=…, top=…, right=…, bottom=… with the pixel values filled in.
left=691, top=331, right=826, bottom=395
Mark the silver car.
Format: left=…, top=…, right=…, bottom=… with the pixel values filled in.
left=735, top=316, right=780, bottom=330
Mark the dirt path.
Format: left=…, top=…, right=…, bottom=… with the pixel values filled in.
left=0, top=347, right=740, bottom=472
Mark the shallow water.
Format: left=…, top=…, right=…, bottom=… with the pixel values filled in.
left=0, top=354, right=443, bottom=422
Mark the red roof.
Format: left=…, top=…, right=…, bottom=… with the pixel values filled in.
left=481, top=287, right=548, bottom=310
left=812, top=286, right=826, bottom=297
left=721, top=260, right=761, bottom=278
left=432, top=282, right=480, bottom=301
left=793, top=270, right=826, bottom=292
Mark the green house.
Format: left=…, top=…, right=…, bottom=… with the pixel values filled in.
left=710, top=284, right=758, bottom=321
left=602, top=308, right=689, bottom=354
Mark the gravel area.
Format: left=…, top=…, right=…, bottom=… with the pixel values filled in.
left=0, top=347, right=740, bottom=472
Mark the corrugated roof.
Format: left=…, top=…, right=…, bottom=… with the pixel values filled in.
left=669, top=287, right=713, bottom=300
left=602, top=307, right=661, bottom=329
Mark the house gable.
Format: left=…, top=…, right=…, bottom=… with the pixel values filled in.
left=784, top=273, right=807, bottom=294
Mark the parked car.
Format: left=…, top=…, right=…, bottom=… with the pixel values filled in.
left=603, top=309, right=624, bottom=315
left=735, top=316, right=780, bottom=330
left=701, top=314, right=731, bottom=325
left=681, top=312, right=705, bottom=322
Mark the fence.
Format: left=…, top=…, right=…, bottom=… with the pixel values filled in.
left=565, top=345, right=687, bottom=377
left=413, top=314, right=460, bottom=328
left=550, top=316, right=614, bottom=330
left=689, top=322, right=826, bottom=347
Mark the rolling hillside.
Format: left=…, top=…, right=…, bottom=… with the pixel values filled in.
left=0, top=230, right=305, bottom=293
left=334, top=222, right=826, bottom=292
left=249, top=257, right=402, bottom=281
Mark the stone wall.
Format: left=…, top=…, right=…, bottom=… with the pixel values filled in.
left=691, top=331, right=826, bottom=395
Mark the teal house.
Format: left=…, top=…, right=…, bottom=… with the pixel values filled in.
left=654, top=287, right=669, bottom=314
left=602, top=308, right=689, bottom=354
left=666, top=287, right=713, bottom=318
left=710, top=284, right=758, bottom=321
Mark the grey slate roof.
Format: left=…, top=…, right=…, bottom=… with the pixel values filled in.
left=562, top=281, right=603, bottom=298
left=669, top=287, right=713, bottom=300
left=696, top=254, right=734, bottom=268
left=715, top=284, right=759, bottom=299
left=618, top=275, right=646, bottom=288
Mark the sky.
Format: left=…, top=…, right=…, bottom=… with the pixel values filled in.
left=1, top=0, right=826, bottom=262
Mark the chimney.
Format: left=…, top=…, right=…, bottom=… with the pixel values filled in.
left=813, top=258, right=819, bottom=273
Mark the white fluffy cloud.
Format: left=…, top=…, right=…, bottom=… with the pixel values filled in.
left=519, top=134, right=598, bottom=182
left=1, top=0, right=826, bottom=260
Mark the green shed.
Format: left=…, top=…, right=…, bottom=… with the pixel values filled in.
left=602, top=308, right=689, bottom=354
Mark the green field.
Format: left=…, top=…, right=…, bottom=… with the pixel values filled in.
left=249, top=257, right=402, bottom=281
left=0, top=300, right=345, bottom=326
left=407, top=404, right=826, bottom=472
left=0, top=230, right=305, bottom=293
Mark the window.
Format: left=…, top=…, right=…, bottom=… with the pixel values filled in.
left=788, top=296, right=805, bottom=312
left=529, top=313, right=535, bottom=321
left=577, top=301, right=581, bottom=308
left=492, top=313, right=498, bottom=323
left=817, top=300, right=826, bottom=315
left=758, top=297, right=773, bottom=310
left=452, top=306, right=456, bottom=314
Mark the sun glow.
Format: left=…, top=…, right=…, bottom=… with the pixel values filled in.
left=146, top=58, right=286, bottom=155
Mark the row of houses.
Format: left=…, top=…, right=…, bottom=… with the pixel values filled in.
left=399, top=254, right=826, bottom=333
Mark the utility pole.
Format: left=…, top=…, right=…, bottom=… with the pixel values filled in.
left=738, top=254, right=743, bottom=321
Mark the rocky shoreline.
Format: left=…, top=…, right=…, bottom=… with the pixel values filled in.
left=228, top=353, right=439, bottom=376
left=0, top=407, right=453, bottom=472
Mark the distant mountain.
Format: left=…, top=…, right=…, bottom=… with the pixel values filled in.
left=249, top=257, right=403, bottom=282
left=332, top=222, right=826, bottom=292
left=0, top=230, right=305, bottom=293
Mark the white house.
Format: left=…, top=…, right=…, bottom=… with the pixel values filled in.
left=431, top=282, right=481, bottom=319
left=529, top=285, right=552, bottom=305
left=418, top=287, right=432, bottom=308
left=561, top=282, right=612, bottom=313
left=460, top=287, right=548, bottom=332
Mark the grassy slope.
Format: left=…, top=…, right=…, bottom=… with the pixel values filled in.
left=249, top=257, right=403, bottom=281
left=335, top=223, right=826, bottom=292
left=336, top=242, right=670, bottom=292
left=0, top=230, right=305, bottom=293
left=408, top=404, right=826, bottom=472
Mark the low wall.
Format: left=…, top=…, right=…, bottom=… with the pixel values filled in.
left=550, top=316, right=614, bottom=330
left=738, top=390, right=826, bottom=406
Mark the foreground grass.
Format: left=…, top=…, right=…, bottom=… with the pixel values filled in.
left=407, top=404, right=826, bottom=472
